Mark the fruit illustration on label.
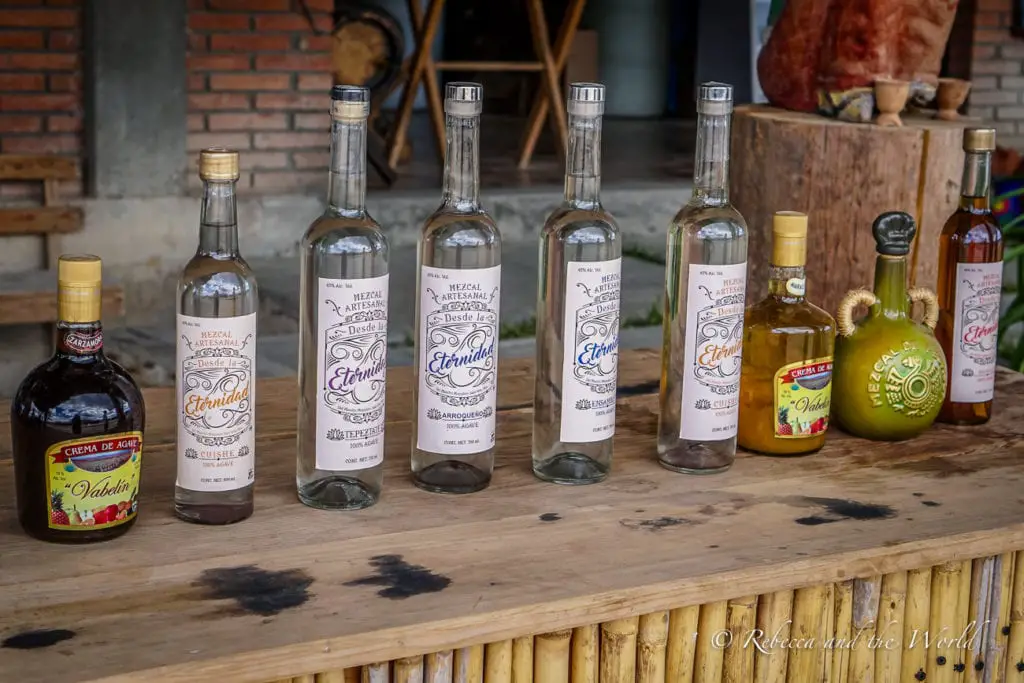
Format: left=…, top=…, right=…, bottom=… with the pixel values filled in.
left=50, top=491, right=69, bottom=526
left=776, top=407, right=793, bottom=435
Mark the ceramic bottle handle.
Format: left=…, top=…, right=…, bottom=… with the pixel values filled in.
left=908, top=287, right=939, bottom=330
left=836, top=289, right=878, bottom=337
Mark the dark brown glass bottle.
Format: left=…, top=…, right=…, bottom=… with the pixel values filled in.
left=937, top=128, right=1004, bottom=425
left=11, top=255, right=146, bottom=543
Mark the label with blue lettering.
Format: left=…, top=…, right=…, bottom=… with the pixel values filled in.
left=315, top=274, right=389, bottom=471
left=559, top=259, right=621, bottom=443
left=417, top=264, right=501, bottom=454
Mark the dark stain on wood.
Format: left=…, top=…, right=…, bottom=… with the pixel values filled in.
left=620, top=516, right=692, bottom=531
left=344, top=554, right=451, bottom=600
left=195, top=565, right=313, bottom=616
left=792, top=497, right=897, bottom=525
left=616, top=380, right=659, bottom=397
left=922, top=500, right=941, bottom=507
left=539, top=513, right=561, bottom=522
left=913, top=492, right=925, bottom=497
left=895, top=457, right=977, bottom=478
left=1, top=628, right=76, bottom=649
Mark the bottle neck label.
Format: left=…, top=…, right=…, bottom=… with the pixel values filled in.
left=59, top=327, right=103, bottom=356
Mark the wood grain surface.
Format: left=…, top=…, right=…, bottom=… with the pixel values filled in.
left=1, top=350, right=1022, bottom=683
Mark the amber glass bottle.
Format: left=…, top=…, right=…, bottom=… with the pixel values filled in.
left=10, top=255, right=146, bottom=543
left=937, top=128, right=1003, bottom=425
left=737, top=212, right=835, bottom=455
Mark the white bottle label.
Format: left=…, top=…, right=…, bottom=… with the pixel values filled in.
left=950, top=261, right=1002, bottom=403
left=417, top=264, right=501, bottom=454
left=315, top=275, right=389, bottom=471
left=176, top=312, right=257, bottom=492
left=559, top=259, right=621, bottom=443
left=679, top=262, right=747, bottom=441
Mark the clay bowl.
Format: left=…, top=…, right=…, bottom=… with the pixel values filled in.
left=874, top=78, right=911, bottom=127
left=936, top=78, right=972, bottom=121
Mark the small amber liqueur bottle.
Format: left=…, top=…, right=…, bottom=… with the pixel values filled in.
left=937, top=127, right=1003, bottom=425
left=11, top=255, right=146, bottom=543
left=737, top=212, right=836, bottom=455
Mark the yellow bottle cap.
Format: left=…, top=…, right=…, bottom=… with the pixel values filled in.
left=199, top=148, right=240, bottom=181
left=58, top=254, right=102, bottom=323
left=772, top=211, right=808, bottom=267
left=963, top=128, right=996, bottom=153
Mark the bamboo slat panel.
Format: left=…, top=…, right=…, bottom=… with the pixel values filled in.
left=1, top=352, right=1023, bottom=683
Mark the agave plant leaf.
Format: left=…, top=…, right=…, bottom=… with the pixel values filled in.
left=1004, top=243, right=1024, bottom=264
left=1000, top=297, right=1024, bottom=338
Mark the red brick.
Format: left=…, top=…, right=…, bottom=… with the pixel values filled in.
left=971, top=90, right=1019, bottom=105
left=251, top=170, right=322, bottom=191
left=254, top=131, right=323, bottom=148
left=978, top=0, right=1010, bottom=9
left=0, top=93, right=75, bottom=111
left=976, top=11, right=1007, bottom=28
left=294, top=112, right=329, bottom=129
left=997, top=106, right=1024, bottom=119
left=48, top=29, right=77, bottom=50
left=300, top=0, right=332, bottom=11
left=189, top=54, right=251, bottom=70
left=8, top=52, right=78, bottom=70
left=3, top=134, right=79, bottom=154
left=1000, top=43, right=1024, bottom=59
left=973, top=59, right=1021, bottom=75
left=239, top=151, right=289, bottom=169
left=211, top=73, right=290, bottom=91
left=48, top=74, right=79, bottom=91
left=189, top=33, right=207, bottom=51
left=189, top=73, right=207, bottom=91
left=209, top=33, right=291, bottom=52
left=0, top=73, right=44, bottom=91
left=0, top=30, right=44, bottom=49
left=187, top=131, right=252, bottom=152
left=188, top=0, right=206, bottom=10
left=0, top=115, right=41, bottom=133
left=208, top=111, right=288, bottom=130
left=47, top=114, right=81, bottom=132
left=975, top=28, right=1014, bottom=45
left=297, top=35, right=333, bottom=52
left=974, top=45, right=998, bottom=61
left=188, top=113, right=206, bottom=131
left=45, top=0, right=80, bottom=6
left=1000, top=76, right=1024, bottom=89
left=973, top=76, right=999, bottom=90
left=255, top=92, right=325, bottom=110
left=253, top=13, right=331, bottom=31
left=256, top=53, right=331, bottom=71
left=189, top=12, right=251, bottom=31
left=292, top=150, right=328, bottom=168
left=297, top=73, right=332, bottom=91
left=189, top=92, right=251, bottom=110
left=208, top=0, right=291, bottom=11
left=0, top=9, right=76, bottom=27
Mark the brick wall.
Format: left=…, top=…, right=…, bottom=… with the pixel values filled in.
left=972, top=0, right=1024, bottom=149
left=187, top=0, right=338, bottom=193
left=0, top=0, right=81, bottom=197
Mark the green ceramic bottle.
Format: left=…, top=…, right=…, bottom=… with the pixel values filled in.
left=832, top=211, right=947, bottom=441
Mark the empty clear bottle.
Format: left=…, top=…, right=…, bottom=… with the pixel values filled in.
left=175, top=148, right=258, bottom=524
left=412, top=82, right=502, bottom=494
left=532, top=83, right=620, bottom=484
left=657, top=82, right=748, bottom=474
left=297, top=85, right=389, bottom=510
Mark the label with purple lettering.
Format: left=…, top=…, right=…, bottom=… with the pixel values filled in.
left=559, top=259, right=621, bottom=443
left=316, top=274, right=389, bottom=471
left=417, top=264, right=501, bottom=455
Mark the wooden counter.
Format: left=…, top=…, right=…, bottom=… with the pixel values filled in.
left=2, top=350, right=1024, bottom=683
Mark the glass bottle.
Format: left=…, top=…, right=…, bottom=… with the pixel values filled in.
left=737, top=212, right=835, bottom=455
left=937, top=128, right=1003, bottom=425
left=297, top=85, right=389, bottom=510
left=11, top=255, right=145, bottom=543
left=175, top=149, right=258, bottom=525
left=532, top=83, right=620, bottom=484
left=412, top=82, right=502, bottom=494
left=657, top=82, right=748, bottom=474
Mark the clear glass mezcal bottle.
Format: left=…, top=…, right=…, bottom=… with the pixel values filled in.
left=175, top=148, right=258, bottom=525
left=657, top=82, right=748, bottom=474
left=412, top=82, right=502, bottom=494
left=296, top=85, right=390, bottom=510
left=532, top=83, right=621, bottom=484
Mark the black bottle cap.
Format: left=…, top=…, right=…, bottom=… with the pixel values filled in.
left=872, top=211, right=916, bottom=256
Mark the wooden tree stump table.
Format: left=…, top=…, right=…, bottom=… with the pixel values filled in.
left=2, top=350, right=1023, bottom=682
left=731, top=106, right=971, bottom=316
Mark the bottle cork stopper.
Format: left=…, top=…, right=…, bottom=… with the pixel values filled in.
left=58, top=254, right=102, bottom=323
left=199, top=148, right=239, bottom=181
left=771, top=211, right=808, bottom=267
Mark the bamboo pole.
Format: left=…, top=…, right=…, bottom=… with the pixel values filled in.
left=426, top=651, right=454, bottom=683
left=821, top=583, right=835, bottom=683
left=347, top=668, right=363, bottom=683
left=694, top=601, right=728, bottom=683
left=927, top=562, right=964, bottom=683
left=724, top=596, right=757, bottom=683
left=1006, top=551, right=1024, bottom=681
left=315, top=671, right=347, bottom=683
left=850, top=577, right=882, bottom=683
left=513, top=637, right=535, bottom=683
left=874, top=571, right=907, bottom=683
left=456, top=645, right=485, bottom=683
left=486, top=642, right=513, bottom=683
left=364, top=663, right=391, bottom=683
left=754, top=591, right=794, bottom=683
left=638, top=612, right=669, bottom=683
left=571, top=625, right=598, bottom=683
left=966, top=557, right=996, bottom=683
left=600, top=618, right=639, bottom=683
left=535, top=630, right=571, bottom=683
left=787, top=585, right=827, bottom=683
left=901, top=567, right=933, bottom=683
left=991, top=553, right=1016, bottom=683
left=293, top=676, right=316, bottom=683
left=666, top=605, right=700, bottom=683
left=396, top=657, right=425, bottom=683
left=830, top=580, right=854, bottom=683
